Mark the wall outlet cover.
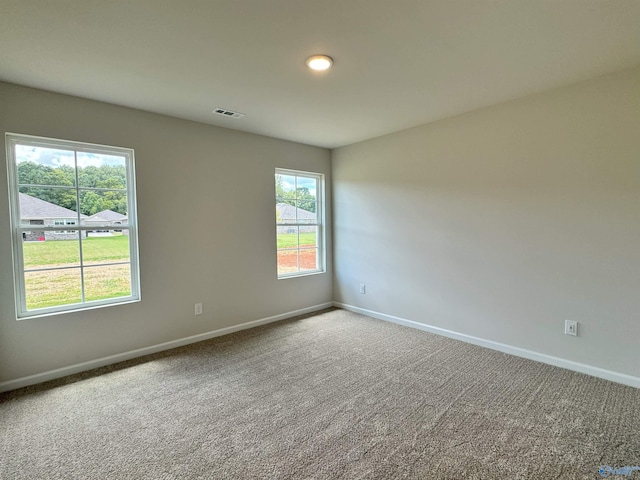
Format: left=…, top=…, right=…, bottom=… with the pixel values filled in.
left=564, top=320, right=578, bottom=336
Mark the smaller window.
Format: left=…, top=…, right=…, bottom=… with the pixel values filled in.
left=54, top=219, right=77, bottom=234
left=275, top=168, right=325, bottom=278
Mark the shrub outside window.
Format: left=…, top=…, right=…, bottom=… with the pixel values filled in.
left=5, top=133, right=141, bottom=318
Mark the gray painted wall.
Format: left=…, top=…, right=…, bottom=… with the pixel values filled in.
left=333, top=67, right=640, bottom=378
left=0, top=82, right=332, bottom=383
left=2, top=66, right=639, bottom=387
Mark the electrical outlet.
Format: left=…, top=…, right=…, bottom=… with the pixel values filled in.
left=359, top=284, right=366, bottom=294
left=195, top=303, right=203, bottom=316
left=564, top=320, right=578, bottom=336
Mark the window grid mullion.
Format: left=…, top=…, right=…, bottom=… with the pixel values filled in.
left=16, top=226, right=129, bottom=232
left=17, top=183, right=127, bottom=193
left=73, top=150, right=86, bottom=304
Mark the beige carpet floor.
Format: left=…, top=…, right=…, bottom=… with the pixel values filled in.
left=1, top=308, right=639, bottom=479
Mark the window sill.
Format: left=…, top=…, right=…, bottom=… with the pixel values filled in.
left=277, top=270, right=325, bottom=280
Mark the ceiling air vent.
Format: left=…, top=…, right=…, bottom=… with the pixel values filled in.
left=213, top=108, right=245, bottom=119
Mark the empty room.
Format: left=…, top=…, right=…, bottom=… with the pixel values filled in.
left=1, top=1, right=639, bottom=478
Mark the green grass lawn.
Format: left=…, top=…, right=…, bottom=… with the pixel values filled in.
left=23, top=235, right=130, bottom=267
left=25, top=233, right=312, bottom=265
left=22, top=235, right=131, bottom=310
left=277, top=232, right=317, bottom=249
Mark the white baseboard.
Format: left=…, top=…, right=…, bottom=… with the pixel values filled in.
left=0, top=302, right=333, bottom=393
left=334, top=302, right=640, bottom=389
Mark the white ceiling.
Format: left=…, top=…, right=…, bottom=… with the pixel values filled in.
left=1, top=0, right=639, bottom=149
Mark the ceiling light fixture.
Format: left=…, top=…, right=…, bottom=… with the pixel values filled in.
left=306, top=55, right=333, bottom=71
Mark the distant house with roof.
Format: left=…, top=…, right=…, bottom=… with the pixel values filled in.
left=19, top=192, right=86, bottom=241
left=276, top=203, right=316, bottom=233
left=84, top=209, right=128, bottom=234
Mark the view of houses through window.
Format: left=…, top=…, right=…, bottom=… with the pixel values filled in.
left=6, top=133, right=140, bottom=318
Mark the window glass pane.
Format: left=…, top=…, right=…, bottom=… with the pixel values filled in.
left=18, top=187, right=78, bottom=226
left=295, top=200, right=317, bottom=224
left=77, top=152, right=127, bottom=189
left=84, top=264, right=132, bottom=302
left=299, top=226, right=318, bottom=248
left=276, top=203, right=297, bottom=224
left=24, top=268, right=82, bottom=310
left=82, top=231, right=131, bottom=265
left=277, top=227, right=299, bottom=250
left=23, top=236, right=80, bottom=269
left=299, top=248, right=319, bottom=272
left=15, top=145, right=76, bottom=187
left=276, top=174, right=296, bottom=197
left=295, top=176, right=317, bottom=202
left=277, top=250, right=299, bottom=276
left=79, top=190, right=128, bottom=226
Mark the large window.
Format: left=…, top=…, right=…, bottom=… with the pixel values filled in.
left=6, top=133, right=140, bottom=318
left=275, top=168, right=324, bottom=278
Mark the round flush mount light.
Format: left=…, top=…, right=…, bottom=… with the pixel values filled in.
left=306, top=54, right=333, bottom=71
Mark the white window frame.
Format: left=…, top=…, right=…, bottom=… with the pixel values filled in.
left=275, top=168, right=325, bottom=279
left=5, top=133, right=141, bottom=319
